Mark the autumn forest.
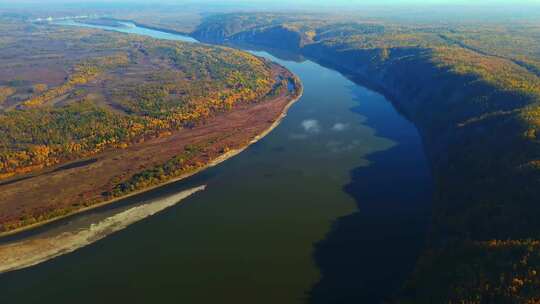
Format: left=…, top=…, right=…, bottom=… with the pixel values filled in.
left=1, top=2, right=540, bottom=304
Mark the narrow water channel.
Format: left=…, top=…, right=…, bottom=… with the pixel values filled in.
left=0, top=21, right=432, bottom=303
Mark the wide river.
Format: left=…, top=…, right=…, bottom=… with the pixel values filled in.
left=0, top=21, right=433, bottom=303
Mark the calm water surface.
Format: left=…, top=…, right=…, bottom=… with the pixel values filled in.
left=0, top=21, right=432, bottom=303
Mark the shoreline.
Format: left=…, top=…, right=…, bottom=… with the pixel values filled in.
left=0, top=81, right=303, bottom=240
left=0, top=185, right=207, bottom=274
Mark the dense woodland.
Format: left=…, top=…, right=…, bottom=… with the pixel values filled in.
left=190, top=12, right=540, bottom=303
left=0, top=18, right=275, bottom=182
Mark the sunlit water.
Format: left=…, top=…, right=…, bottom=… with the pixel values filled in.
left=0, top=21, right=432, bottom=303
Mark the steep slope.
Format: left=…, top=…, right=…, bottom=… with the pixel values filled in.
left=192, top=13, right=540, bottom=303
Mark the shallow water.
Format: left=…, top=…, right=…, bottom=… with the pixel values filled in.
left=0, top=186, right=206, bottom=274
left=0, top=22, right=432, bottom=303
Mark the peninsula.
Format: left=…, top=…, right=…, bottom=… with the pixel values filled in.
left=0, top=17, right=302, bottom=236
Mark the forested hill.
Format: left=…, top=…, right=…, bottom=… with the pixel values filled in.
left=193, top=12, right=540, bottom=303
left=0, top=17, right=274, bottom=180
left=0, top=17, right=304, bottom=234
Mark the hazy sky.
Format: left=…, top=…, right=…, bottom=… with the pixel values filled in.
left=220, top=0, right=539, bottom=4
left=2, top=0, right=540, bottom=5
left=2, top=0, right=539, bottom=18
left=1, top=0, right=538, bottom=25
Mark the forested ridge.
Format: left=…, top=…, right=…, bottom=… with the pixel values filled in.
left=190, top=12, right=540, bottom=303
left=0, top=16, right=306, bottom=234
left=0, top=18, right=275, bottom=181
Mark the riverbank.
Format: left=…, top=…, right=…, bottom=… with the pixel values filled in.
left=0, top=185, right=207, bottom=274
left=187, top=14, right=540, bottom=301
left=0, top=64, right=303, bottom=239
left=0, top=18, right=435, bottom=303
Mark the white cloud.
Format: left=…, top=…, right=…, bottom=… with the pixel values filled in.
left=301, top=119, right=320, bottom=134
left=331, top=123, right=348, bottom=131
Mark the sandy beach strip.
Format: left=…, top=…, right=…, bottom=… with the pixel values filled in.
left=0, top=185, right=206, bottom=274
